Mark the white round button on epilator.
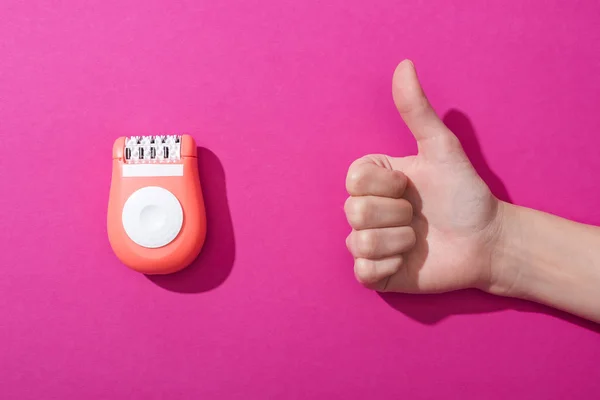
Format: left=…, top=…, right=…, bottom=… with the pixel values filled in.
left=122, top=186, right=183, bottom=248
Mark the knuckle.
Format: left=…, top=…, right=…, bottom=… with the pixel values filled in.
left=346, top=231, right=360, bottom=257
left=343, top=197, right=352, bottom=215
left=346, top=167, right=367, bottom=194
left=354, top=258, right=376, bottom=284
left=345, top=232, right=352, bottom=250
left=345, top=197, right=370, bottom=229
left=357, top=230, right=378, bottom=258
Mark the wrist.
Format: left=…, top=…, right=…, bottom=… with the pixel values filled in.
left=481, top=200, right=600, bottom=323
left=482, top=201, right=526, bottom=297
left=485, top=201, right=593, bottom=298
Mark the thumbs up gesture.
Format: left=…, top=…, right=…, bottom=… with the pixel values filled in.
left=345, top=60, right=504, bottom=293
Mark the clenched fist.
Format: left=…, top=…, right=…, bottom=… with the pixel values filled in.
left=344, top=60, right=503, bottom=294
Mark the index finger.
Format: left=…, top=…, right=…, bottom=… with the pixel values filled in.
left=346, top=160, right=407, bottom=198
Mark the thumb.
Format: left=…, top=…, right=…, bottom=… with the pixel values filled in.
left=392, top=60, right=463, bottom=160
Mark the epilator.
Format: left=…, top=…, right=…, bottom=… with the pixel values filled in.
left=107, top=134, right=206, bottom=274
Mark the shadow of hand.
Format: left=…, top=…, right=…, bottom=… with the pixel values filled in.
left=444, top=109, right=512, bottom=202
left=380, top=109, right=599, bottom=333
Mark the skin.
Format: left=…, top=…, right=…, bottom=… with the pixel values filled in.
left=344, top=60, right=600, bottom=323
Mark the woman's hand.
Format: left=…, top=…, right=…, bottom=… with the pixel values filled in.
left=344, top=60, right=503, bottom=293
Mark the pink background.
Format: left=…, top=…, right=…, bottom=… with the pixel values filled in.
left=1, top=0, right=600, bottom=398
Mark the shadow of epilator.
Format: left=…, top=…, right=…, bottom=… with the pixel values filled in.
left=147, top=147, right=235, bottom=293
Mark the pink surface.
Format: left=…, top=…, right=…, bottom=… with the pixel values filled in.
left=1, top=0, right=600, bottom=398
